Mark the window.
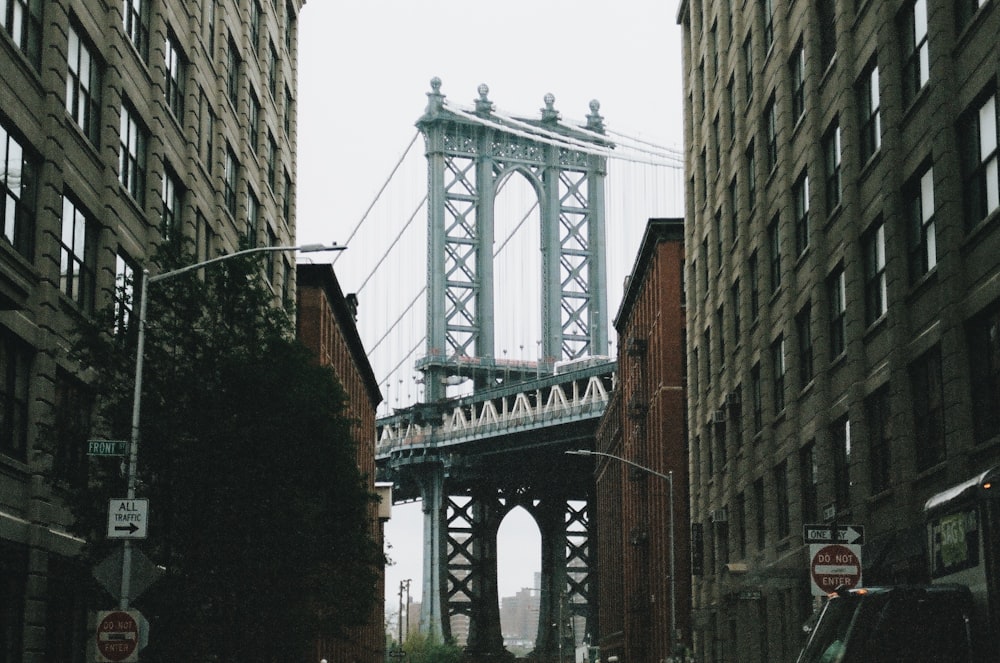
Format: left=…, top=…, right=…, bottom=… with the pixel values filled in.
left=793, top=172, right=809, bottom=256
left=768, top=215, right=781, bottom=292
left=246, top=189, right=259, bottom=247
left=227, top=37, right=241, bottom=107
left=52, top=370, right=92, bottom=484
left=710, top=20, right=719, bottom=78
left=729, top=177, right=738, bottom=244
left=828, top=265, right=846, bottom=358
left=1, top=120, right=38, bottom=258
left=712, top=115, right=720, bottom=174
left=831, top=416, right=851, bottom=512
left=165, top=33, right=185, bottom=121
left=198, top=87, right=215, bottom=172
left=823, top=120, right=842, bottom=211
left=284, top=0, right=296, bottom=51
left=754, top=476, right=766, bottom=550
left=765, top=93, right=777, bottom=171
left=266, top=225, right=277, bottom=282
left=866, top=386, right=892, bottom=493
left=119, top=103, right=147, bottom=203
left=202, top=0, right=216, bottom=55
left=790, top=43, right=805, bottom=122
left=284, top=84, right=293, bottom=135
left=863, top=219, right=887, bottom=324
left=799, top=441, right=818, bottom=523
left=796, top=303, right=813, bottom=387
left=771, top=334, right=785, bottom=413
left=703, top=328, right=711, bottom=384
left=268, top=40, right=279, bottom=97
left=250, top=0, right=261, bottom=49
left=0, top=328, right=31, bottom=460
left=249, top=91, right=260, bottom=153
left=268, top=132, right=277, bottom=190
left=762, top=0, right=774, bottom=53
left=901, top=0, right=929, bottom=106
left=744, top=32, right=754, bottom=102
left=123, top=0, right=149, bottom=60
left=749, top=250, right=760, bottom=320
left=727, top=76, right=736, bottom=141
left=774, top=461, right=789, bottom=539
left=114, top=251, right=137, bottom=339
left=959, top=91, right=999, bottom=229
left=161, top=166, right=182, bottom=240
left=746, top=139, right=757, bottom=203
left=905, top=164, right=937, bottom=282
left=66, top=24, right=102, bottom=144
left=911, top=345, right=945, bottom=471
left=817, top=0, right=836, bottom=69
left=858, top=60, right=881, bottom=162
left=714, top=208, right=723, bottom=264
left=735, top=492, right=747, bottom=558
left=716, top=305, right=726, bottom=360
left=751, top=362, right=762, bottom=434
left=967, top=301, right=1000, bottom=444
left=224, top=144, right=239, bottom=216
left=59, top=195, right=97, bottom=312
left=283, top=169, right=292, bottom=223
left=3, top=0, right=43, bottom=67
left=955, top=0, right=985, bottom=34
left=731, top=279, right=741, bottom=343
left=731, top=384, right=743, bottom=449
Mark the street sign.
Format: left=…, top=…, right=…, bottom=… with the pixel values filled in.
left=107, top=499, right=148, bottom=539
left=88, top=439, right=129, bottom=456
left=96, top=610, right=139, bottom=662
left=810, top=543, right=862, bottom=597
left=803, top=523, right=865, bottom=545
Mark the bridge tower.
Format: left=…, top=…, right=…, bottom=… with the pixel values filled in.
left=406, top=79, right=611, bottom=660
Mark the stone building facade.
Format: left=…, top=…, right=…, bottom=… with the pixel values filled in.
left=678, top=0, right=1000, bottom=660
left=594, top=218, right=690, bottom=662
left=1, top=0, right=303, bottom=658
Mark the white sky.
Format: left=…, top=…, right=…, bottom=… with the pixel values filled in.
left=295, top=0, right=686, bottom=615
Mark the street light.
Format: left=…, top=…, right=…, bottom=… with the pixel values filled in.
left=118, top=243, right=346, bottom=609
left=565, top=449, right=678, bottom=651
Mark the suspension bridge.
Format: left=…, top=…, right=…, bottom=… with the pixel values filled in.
left=320, top=78, right=684, bottom=660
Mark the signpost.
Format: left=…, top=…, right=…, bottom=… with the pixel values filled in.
left=96, top=610, right=140, bottom=662
left=107, top=499, right=148, bottom=539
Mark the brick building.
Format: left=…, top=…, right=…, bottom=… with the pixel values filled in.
left=1, top=0, right=303, bottom=658
left=297, top=262, right=386, bottom=663
left=678, top=0, right=1000, bottom=660
left=594, top=218, right=690, bottom=662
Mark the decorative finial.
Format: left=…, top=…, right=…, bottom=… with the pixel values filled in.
left=541, top=93, right=560, bottom=123
left=586, top=99, right=605, bottom=133
left=425, top=77, right=446, bottom=116
left=475, top=83, right=494, bottom=116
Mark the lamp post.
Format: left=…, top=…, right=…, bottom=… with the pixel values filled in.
left=565, top=449, right=677, bottom=651
left=118, top=243, right=345, bottom=609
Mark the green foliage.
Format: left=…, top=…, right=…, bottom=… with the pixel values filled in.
left=401, top=630, right=464, bottom=663
left=69, top=248, right=382, bottom=662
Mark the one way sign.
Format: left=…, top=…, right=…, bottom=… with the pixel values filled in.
left=107, top=499, right=148, bottom=539
left=803, top=523, right=864, bottom=545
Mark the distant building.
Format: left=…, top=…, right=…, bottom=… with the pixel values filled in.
left=1, top=0, right=302, bottom=657
left=500, top=586, right=540, bottom=649
left=298, top=263, right=386, bottom=662
left=594, top=218, right=690, bottom=662
left=679, top=0, right=1000, bottom=660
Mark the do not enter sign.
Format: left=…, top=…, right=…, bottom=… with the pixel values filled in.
left=810, top=543, right=862, bottom=597
left=96, top=611, right=139, bottom=662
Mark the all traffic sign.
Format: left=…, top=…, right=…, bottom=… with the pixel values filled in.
left=96, top=610, right=139, bottom=662
left=107, top=499, right=148, bottom=539
left=810, top=543, right=862, bottom=597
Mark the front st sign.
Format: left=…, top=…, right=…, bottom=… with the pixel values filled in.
left=107, top=499, right=148, bottom=539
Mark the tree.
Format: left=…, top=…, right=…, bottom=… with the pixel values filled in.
left=69, top=248, right=382, bottom=662
left=401, top=631, right=464, bottom=663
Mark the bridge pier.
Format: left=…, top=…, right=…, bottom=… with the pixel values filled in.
left=417, top=466, right=448, bottom=642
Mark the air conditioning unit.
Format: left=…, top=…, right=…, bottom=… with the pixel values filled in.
left=711, top=409, right=727, bottom=424
left=710, top=507, right=728, bottom=523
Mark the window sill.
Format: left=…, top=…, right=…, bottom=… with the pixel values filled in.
left=863, top=311, right=888, bottom=339
left=900, top=84, right=930, bottom=124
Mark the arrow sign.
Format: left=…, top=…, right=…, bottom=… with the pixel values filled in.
left=107, top=499, right=148, bottom=539
left=803, top=523, right=864, bottom=545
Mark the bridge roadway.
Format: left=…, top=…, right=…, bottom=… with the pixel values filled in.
left=375, top=360, right=616, bottom=660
